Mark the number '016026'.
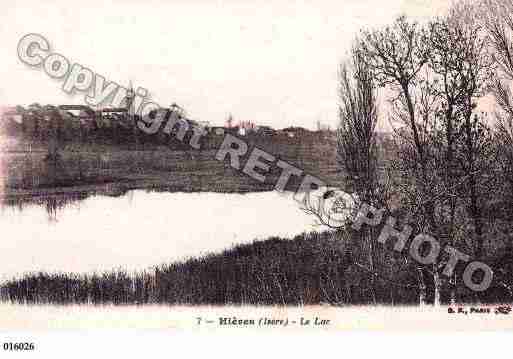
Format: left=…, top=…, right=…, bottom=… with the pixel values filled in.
left=3, top=342, right=35, bottom=351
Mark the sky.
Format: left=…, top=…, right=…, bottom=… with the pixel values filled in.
left=0, top=0, right=451, bottom=130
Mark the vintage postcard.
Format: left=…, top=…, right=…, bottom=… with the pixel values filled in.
left=0, top=0, right=513, bottom=351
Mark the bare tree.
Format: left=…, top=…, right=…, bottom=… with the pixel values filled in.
left=428, top=9, right=493, bottom=307
left=337, top=46, right=380, bottom=205
left=483, top=0, right=513, bottom=216
left=357, top=10, right=493, bottom=305
left=357, top=16, right=443, bottom=305
left=337, top=44, right=381, bottom=304
left=358, top=16, right=431, bottom=171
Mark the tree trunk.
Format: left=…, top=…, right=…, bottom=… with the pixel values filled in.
left=367, top=227, right=377, bottom=304
left=417, top=268, right=427, bottom=306
left=433, top=266, right=441, bottom=307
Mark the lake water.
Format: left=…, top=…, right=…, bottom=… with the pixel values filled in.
left=0, top=190, right=320, bottom=281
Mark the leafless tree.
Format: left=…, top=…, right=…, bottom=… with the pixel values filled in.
left=336, top=44, right=382, bottom=303
left=358, top=16, right=431, bottom=170
left=483, top=0, right=513, bottom=216
left=355, top=9, right=494, bottom=304
left=337, top=46, right=380, bottom=205
left=357, top=16, right=444, bottom=304
left=430, top=6, right=493, bottom=262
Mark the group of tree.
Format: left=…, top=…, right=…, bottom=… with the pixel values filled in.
left=335, top=0, right=513, bottom=305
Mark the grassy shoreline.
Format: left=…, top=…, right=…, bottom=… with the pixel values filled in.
left=0, top=137, right=340, bottom=205
left=0, top=231, right=421, bottom=306
left=2, top=229, right=511, bottom=306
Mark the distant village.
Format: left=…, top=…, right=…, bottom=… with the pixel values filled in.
left=1, top=85, right=420, bottom=160
left=0, top=105, right=334, bottom=138
left=0, top=99, right=400, bottom=159
left=0, top=86, right=337, bottom=147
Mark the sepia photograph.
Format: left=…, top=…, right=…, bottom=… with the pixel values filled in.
left=0, top=0, right=512, bottom=355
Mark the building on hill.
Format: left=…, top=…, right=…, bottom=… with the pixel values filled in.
left=256, top=125, right=275, bottom=136
left=281, top=126, right=309, bottom=138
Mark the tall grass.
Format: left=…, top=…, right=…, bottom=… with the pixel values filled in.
left=0, top=231, right=437, bottom=306
left=1, top=229, right=512, bottom=306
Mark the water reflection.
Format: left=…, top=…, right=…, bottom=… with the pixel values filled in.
left=2, top=192, right=91, bottom=221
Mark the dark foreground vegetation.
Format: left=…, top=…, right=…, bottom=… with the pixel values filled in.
left=2, top=230, right=512, bottom=306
